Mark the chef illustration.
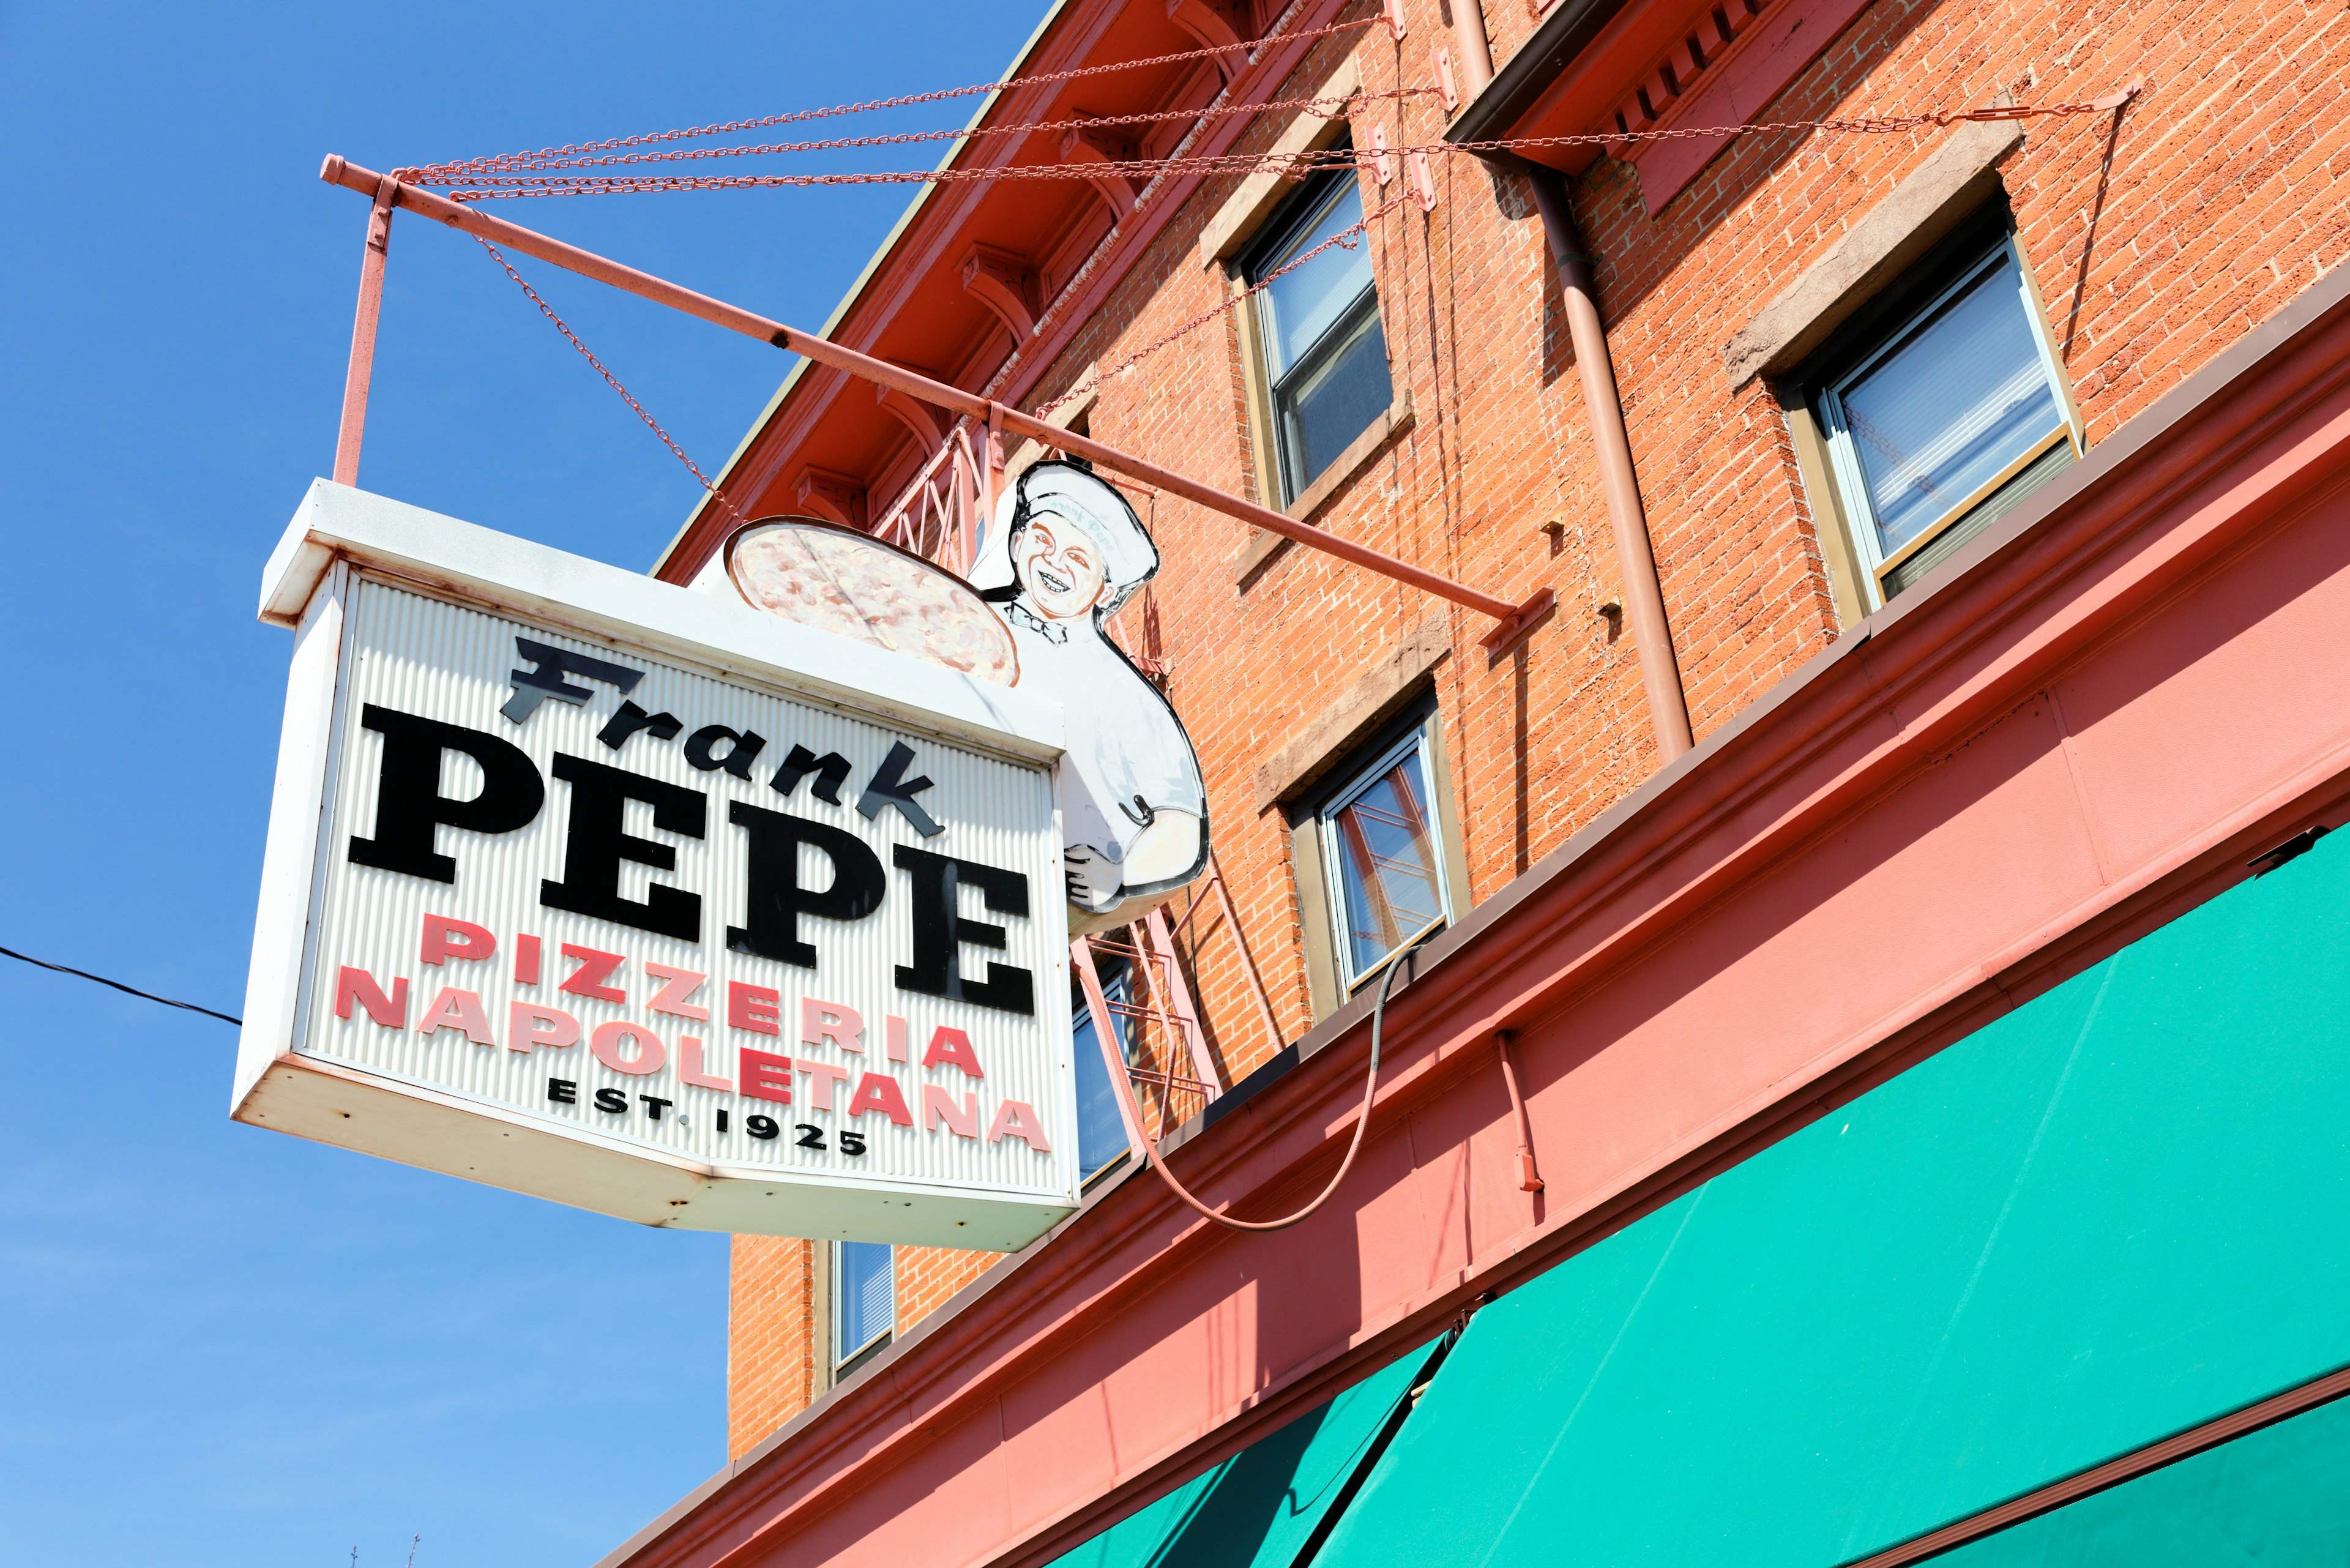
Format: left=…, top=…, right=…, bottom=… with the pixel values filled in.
left=975, top=459, right=1207, bottom=927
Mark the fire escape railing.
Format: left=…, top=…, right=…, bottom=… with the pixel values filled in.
left=1070, top=856, right=1286, bottom=1143
left=871, top=425, right=983, bottom=577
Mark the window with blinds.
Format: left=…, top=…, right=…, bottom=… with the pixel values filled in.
left=833, top=1240, right=893, bottom=1374
left=1813, top=233, right=2082, bottom=606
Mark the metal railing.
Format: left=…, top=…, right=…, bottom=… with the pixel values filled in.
left=1073, top=856, right=1287, bottom=1141
left=870, top=425, right=985, bottom=575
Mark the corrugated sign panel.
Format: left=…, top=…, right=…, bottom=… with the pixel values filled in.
left=244, top=517, right=1078, bottom=1244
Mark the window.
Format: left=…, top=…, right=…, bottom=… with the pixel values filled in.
left=832, top=1241, right=892, bottom=1375
left=1071, top=960, right=1133, bottom=1183
left=1242, top=161, right=1393, bottom=506
left=1316, top=721, right=1452, bottom=992
left=1812, top=230, right=2080, bottom=606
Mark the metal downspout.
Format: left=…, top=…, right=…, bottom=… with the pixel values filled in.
left=1524, top=168, right=1695, bottom=762
left=1447, top=0, right=1494, bottom=94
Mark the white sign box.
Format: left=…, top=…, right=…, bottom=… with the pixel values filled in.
left=236, top=483, right=1078, bottom=1249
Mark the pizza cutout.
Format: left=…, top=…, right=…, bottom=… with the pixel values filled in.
left=723, top=517, right=1018, bottom=686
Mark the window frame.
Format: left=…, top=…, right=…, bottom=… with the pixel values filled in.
left=830, top=1239, right=893, bottom=1377
left=1239, top=158, right=1392, bottom=508
left=1812, top=231, right=2083, bottom=610
left=1313, top=717, right=1455, bottom=995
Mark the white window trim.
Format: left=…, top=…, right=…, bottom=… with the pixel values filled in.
left=1816, top=234, right=2083, bottom=611
left=1316, top=719, right=1454, bottom=994
left=830, top=1240, right=892, bottom=1373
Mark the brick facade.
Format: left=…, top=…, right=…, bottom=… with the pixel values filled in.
left=708, top=0, right=2350, bottom=1459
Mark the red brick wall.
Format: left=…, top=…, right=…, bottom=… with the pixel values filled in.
left=727, top=0, right=2350, bottom=1454
left=897, top=1245, right=999, bottom=1330
left=727, top=1235, right=814, bottom=1459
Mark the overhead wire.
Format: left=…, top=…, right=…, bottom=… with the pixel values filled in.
left=0, top=944, right=242, bottom=1026
left=1094, top=922, right=1441, bottom=1232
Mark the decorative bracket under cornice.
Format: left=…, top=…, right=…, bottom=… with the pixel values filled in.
left=793, top=466, right=867, bottom=529
left=958, top=243, right=1040, bottom=343
left=1059, top=117, right=1143, bottom=222
left=875, top=383, right=946, bottom=457
left=1165, top=0, right=1258, bottom=81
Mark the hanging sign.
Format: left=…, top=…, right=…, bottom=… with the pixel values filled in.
left=234, top=482, right=1078, bottom=1249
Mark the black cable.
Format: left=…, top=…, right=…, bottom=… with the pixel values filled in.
left=0, top=945, right=242, bottom=1026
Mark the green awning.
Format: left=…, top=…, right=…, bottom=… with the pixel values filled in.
left=1049, top=1337, right=1442, bottom=1568
left=1938, top=1391, right=2350, bottom=1566
left=1314, top=829, right=2350, bottom=1567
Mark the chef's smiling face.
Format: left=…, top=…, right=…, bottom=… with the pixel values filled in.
left=1013, top=513, right=1109, bottom=621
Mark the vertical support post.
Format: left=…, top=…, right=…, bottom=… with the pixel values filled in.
left=950, top=431, right=975, bottom=573
left=1526, top=168, right=1694, bottom=763
left=983, top=402, right=1008, bottom=537
left=1494, top=1030, right=1543, bottom=1194
left=333, top=177, right=398, bottom=488
left=1072, top=936, right=1138, bottom=1141
left=1449, top=0, right=1494, bottom=96
left=1141, top=909, right=1222, bottom=1100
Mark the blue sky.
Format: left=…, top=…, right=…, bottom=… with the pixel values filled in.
left=0, top=5, right=1034, bottom=1564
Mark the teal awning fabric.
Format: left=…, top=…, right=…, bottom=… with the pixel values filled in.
left=1313, top=831, right=2350, bottom=1567
left=1937, top=1392, right=2350, bottom=1566
left=1050, top=1337, right=1441, bottom=1568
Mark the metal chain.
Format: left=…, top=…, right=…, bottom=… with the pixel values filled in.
left=403, top=87, right=1436, bottom=185
left=425, top=95, right=2134, bottom=202
left=474, top=237, right=747, bottom=528
left=402, top=16, right=1385, bottom=181
left=453, top=78, right=2133, bottom=530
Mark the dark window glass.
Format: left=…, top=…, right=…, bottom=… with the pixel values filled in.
left=1247, top=172, right=1393, bottom=504
left=1072, top=963, right=1132, bottom=1182
left=1318, top=724, right=1449, bottom=990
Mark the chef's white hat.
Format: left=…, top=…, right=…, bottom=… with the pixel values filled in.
left=1010, top=460, right=1160, bottom=615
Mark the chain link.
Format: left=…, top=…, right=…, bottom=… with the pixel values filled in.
left=423, top=99, right=2132, bottom=202
left=474, top=237, right=747, bottom=528
left=400, top=16, right=1383, bottom=182
left=404, top=88, right=1433, bottom=185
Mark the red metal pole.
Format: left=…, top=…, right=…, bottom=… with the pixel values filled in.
left=983, top=401, right=1005, bottom=536
left=331, top=176, right=397, bottom=486
left=1449, top=0, right=1494, bottom=96
left=1494, top=1029, right=1543, bottom=1194
left=316, top=157, right=1553, bottom=644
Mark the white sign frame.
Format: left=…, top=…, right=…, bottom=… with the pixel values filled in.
left=236, top=482, right=1078, bottom=1249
